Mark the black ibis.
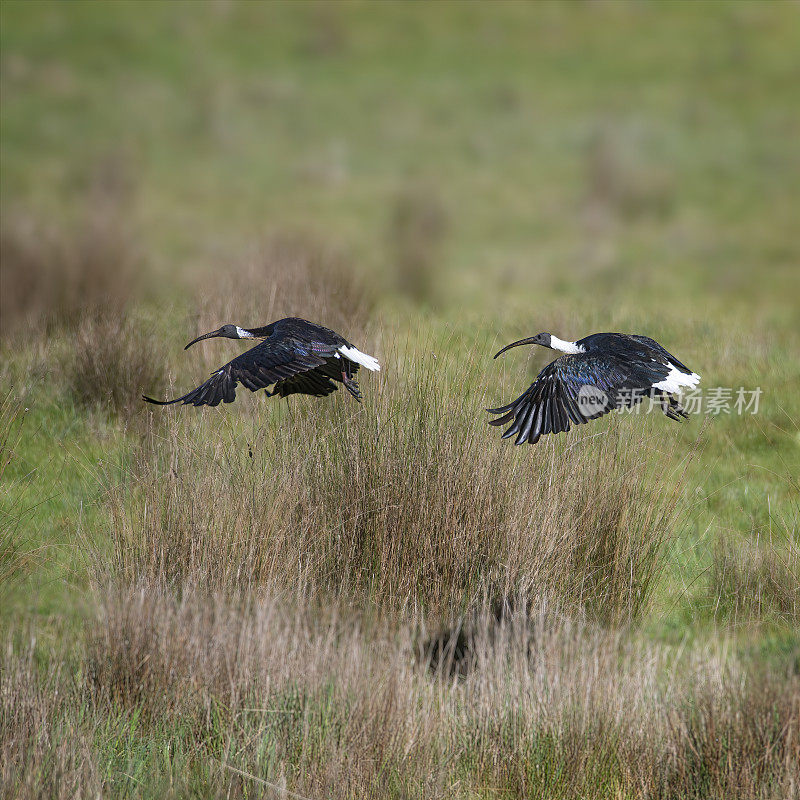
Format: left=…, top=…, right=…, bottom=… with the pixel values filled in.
left=143, top=317, right=380, bottom=408
left=487, top=332, right=700, bottom=445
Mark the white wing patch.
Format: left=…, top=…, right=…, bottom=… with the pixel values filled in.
left=652, top=364, right=701, bottom=394
left=339, top=345, right=380, bottom=371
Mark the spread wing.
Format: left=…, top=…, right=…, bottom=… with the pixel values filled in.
left=143, top=337, right=340, bottom=408
left=487, top=352, right=676, bottom=445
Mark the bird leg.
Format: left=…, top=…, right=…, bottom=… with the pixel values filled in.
left=660, top=394, right=687, bottom=421
left=669, top=395, right=689, bottom=419
left=340, top=361, right=362, bottom=401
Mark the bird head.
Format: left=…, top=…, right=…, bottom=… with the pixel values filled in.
left=184, top=324, right=256, bottom=350
left=493, top=332, right=551, bottom=359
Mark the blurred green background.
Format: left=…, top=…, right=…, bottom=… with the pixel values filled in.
left=4, top=1, right=799, bottom=314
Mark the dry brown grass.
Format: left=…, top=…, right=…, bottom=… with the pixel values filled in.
left=65, top=312, right=165, bottom=420
left=661, top=670, right=800, bottom=800
left=710, top=527, right=800, bottom=626
left=1, top=636, right=100, bottom=799
left=105, top=340, right=687, bottom=626
left=4, top=587, right=798, bottom=799
left=0, top=163, right=139, bottom=340
left=0, top=396, right=36, bottom=600
left=190, top=232, right=376, bottom=352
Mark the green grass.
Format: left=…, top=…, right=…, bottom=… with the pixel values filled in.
left=2, top=1, right=799, bottom=796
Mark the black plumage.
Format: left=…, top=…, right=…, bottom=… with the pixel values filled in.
left=143, top=317, right=379, bottom=408
left=488, top=332, right=700, bottom=445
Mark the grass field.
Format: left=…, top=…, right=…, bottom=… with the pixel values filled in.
left=1, top=2, right=799, bottom=798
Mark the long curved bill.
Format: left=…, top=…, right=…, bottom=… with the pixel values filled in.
left=493, top=337, right=540, bottom=359
left=185, top=328, right=224, bottom=350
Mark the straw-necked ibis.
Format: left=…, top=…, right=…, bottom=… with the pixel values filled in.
left=488, top=332, right=700, bottom=445
left=143, top=317, right=379, bottom=408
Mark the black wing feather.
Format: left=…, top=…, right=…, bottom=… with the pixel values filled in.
left=487, top=351, right=677, bottom=445
left=272, top=357, right=362, bottom=400
left=143, top=336, right=337, bottom=408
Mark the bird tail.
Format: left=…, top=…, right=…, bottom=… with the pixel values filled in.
left=339, top=346, right=380, bottom=371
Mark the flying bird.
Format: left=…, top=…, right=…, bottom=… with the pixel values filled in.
left=487, top=332, right=700, bottom=445
left=143, top=317, right=380, bottom=408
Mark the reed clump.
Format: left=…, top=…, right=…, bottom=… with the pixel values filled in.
left=105, top=339, right=685, bottom=626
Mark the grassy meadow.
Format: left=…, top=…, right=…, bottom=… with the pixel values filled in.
left=1, top=2, right=799, bottom=797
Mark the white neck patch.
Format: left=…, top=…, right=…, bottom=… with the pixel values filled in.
left=549, top=335, right=584, bottom=354
left=235, top=326, right=256, bottom=339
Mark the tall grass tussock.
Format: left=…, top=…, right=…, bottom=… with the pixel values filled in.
left=107, top=340, right=685, bottom=625
left=66, top=313, right=166, bottom=420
